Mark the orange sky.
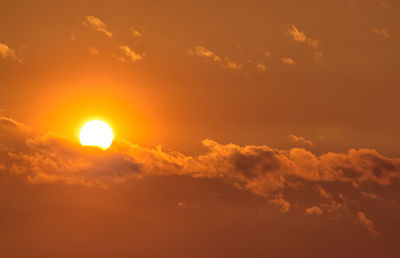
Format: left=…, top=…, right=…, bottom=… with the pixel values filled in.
left=1, top=1, right=400, bottom=257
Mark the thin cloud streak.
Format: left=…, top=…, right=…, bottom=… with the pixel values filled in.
left=372, top=27, right=391, bottom=39
left=83, top=16, right=112, bottom=38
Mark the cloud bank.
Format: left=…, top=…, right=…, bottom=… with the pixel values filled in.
left=1, top=116, right=400, bottom=236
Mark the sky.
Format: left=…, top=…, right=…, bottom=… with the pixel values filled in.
left=1, top=0, right=400, bottom=257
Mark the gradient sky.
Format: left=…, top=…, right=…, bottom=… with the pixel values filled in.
left=1, top=0, right=400, bottom=257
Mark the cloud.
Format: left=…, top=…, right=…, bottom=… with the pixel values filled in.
left=0, top=43, right=22, bottom=63
left=288, top=134, right=313, bottom=147
left=0, top=116, right=29, bottom=132
left=268, top=194, right=291, bottom=212
left=83, top=16, right=112, bottom=38
left=281, top=57, right=296, bottom=65
left=256, top=63, right=267, bottom=72
left=88, top=46, right=99, bottom=56
left=7, top=132, right=141, bottom=188
left=263, top=51, right=271, bottom=58
left=188, top=46, right=221, bottom=62
left=306, top=206, right=323, bottom=215
left=188, top=46, right=243, bottom=70
left=357, top=212, right=381, bottom=237
left=287, top=25, right=320, bottom=48
left=131, top=25, right=146, bottom=37
left=1, top=116, right=400, bottom=235
left=361, top=192, right=383, bottom=200
left=2, top=119, right=400, bottom=194
left=0, top=43, right=16, bottom=58
left=372, top=27, right=390, bottom=39
left=117, top=45, right=144, bottom=63
left=314, top=185, right=332, bottom=199
left=314, top=51, right=324, bottom=60
left=177, top=201, right=201, bottom=210
left=225, top=58, right=243, bottom=70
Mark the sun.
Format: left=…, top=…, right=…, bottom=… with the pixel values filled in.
left=79, top=120, right=114, bottom=149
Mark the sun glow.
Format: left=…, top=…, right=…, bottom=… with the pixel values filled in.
left=79, top=120, right=114, bottom=149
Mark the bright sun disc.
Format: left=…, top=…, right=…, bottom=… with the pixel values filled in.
left=79, top=120, right=114, bottom=149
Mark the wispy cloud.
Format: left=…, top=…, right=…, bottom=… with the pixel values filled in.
left=188, top=46, right=243, bottom=70
left=131, top=25, right=146, bottom=38
left=88, top=46, right=99, bottom=56
left=281, top=57, right=296, bottom=65
left=357, top=212, right=381, bottom=237
left=288, top=134, right=313, bottom=147
left=372, top=27, right=390, bottom=39
left=256, top=63, right=267, bottom=72
left=361, top=192, right=383, bottom=200
left=83, top=16, right=112, bottom=38
left=306, top=206, right=323, bottom=215
left=263, top=51, right=271, bottom=58
left=288, top=25, right=320, bottom=48
left=188, top=46, right=221, bottom=62
left=0, top=116, right=29, bottom=133
left=225, top=58, right=243, bottom=70
left=314, top=51, right=324, bottom=60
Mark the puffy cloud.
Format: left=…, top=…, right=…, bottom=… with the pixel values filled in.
left=0, top=43, right=22, bottom=63
left=357, top=212, right=381, bottom=237
left=1, top=116, right=400, bottom=235
left=288, top=134, right=313, bottom=147
left=306, top=206, right=323, bottom=215
left=7, top=133, right=141, bottom=189
left=372, top=27, right=390, bottom=39
left=281, top=57, right=296, bottom=65
left=117, top=45, right=144, bottom=62
left=83, top=16, right=112, bottom=38
left=2, top=117, right=400, bottom=194
left=268, top=194, right=291, bottom=212
left=287, top=25, right=320, bottom=48
left=0, top=43, right=16, bottom=58
left=225, top=59, right=243, bottom=70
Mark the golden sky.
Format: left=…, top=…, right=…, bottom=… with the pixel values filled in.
left=1, top=0, right=400, bottom=257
